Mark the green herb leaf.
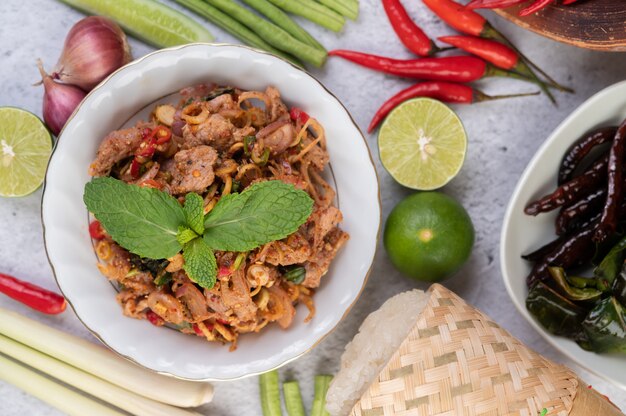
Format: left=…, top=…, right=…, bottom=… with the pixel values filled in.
left=183, top=237, right=217, bottom=289
left=203, top=181, right=314, bottom=252
left=84, top=177, right=185, bottom=259
left=184, top=192, right=205, bottom=235
left=177, top=226, right=198, bottom=246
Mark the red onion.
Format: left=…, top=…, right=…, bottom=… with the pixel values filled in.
left=37, top=59, right=86, bottom=136
left=52, top=16, right=131, bottom=91
left=256, top=120, right=290, bottom=140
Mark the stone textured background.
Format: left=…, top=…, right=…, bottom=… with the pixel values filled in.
left=0, top=0, right=625, bottom=414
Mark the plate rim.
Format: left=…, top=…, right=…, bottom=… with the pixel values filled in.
left=500, top=80, right=626, bottom=390
left=40, top=42, right=382, bottom=381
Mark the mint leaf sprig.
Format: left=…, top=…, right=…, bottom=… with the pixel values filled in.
left=84, top=177, right=314, bottom=289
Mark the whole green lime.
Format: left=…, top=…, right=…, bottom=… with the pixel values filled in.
left=384, top=192, right=474, bottom=282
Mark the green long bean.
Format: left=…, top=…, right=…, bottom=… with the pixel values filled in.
left=283, top=381, right=306, bottom=416
left=260, top=371, right=283, bottom=416
left=310, top=375, right=333, bottom=416
left=172, top=0, right=299, bottom=64
left=204, top=0, right=327, bottom=67
left=241, top=0, right=325, bottom=51
left=317, top=0, right=358, bottom=20
left=266, top=0, right=344, bottom=32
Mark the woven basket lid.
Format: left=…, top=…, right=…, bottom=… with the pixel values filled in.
left=350, top=284, right=624, bottom=416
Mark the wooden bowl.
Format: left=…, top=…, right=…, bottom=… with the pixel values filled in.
left=495, top=0, right=626, bottom=52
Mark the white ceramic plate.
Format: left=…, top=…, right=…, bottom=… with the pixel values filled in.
left=501, top=81, right=626, bottom=389
left=41, top=44, right=380, bottom=381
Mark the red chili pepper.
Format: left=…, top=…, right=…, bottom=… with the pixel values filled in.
left=519, top=0, right=554, bottom=16
left=129, top=159, right=142, bottom=179
left=562, top=0, right=579, bottom=4
left=138, top=179, right=163, bottom=190
left=146, top=310, right=164, bottom=326
left=217, top=266, right=232, bottom=278
left=0, top=273, right=67, bottom=315
left=88, top=220, right=106, bottom=240
left=152, top=126, right=172, bottom=145
left=422, top=0, right=571, bottom=97
left=422, top=0, right=487, bottom=36
left=368, top=81, right=538, bottom=132
left=438, top=36, right=518, bottom=70
left=193, top=322, right=214, bottom=336
left=382, top=0, right=439, bottom=56
left=289, top=107, right=310, bottom=124
left=329, top=50, right=516, bottom=82
left=465, top=0, right=526, bottom=9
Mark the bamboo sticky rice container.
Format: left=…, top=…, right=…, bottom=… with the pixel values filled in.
left=349, top=284, right=624, bottom=416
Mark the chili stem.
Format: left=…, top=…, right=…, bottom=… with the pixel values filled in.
left=317, top=0, right=358, bottom=20
left=486, top=65, right=556, bottom=104
left=260, top=370, right=283, bottom=416
left=283, top=381, right=306, bottom=416
left=173, top=0, right=301, bottom=65
left=266, top=0, right=345, bottom=32
left=310, top=375, right=333, bottom=416
left=483, top=25, right=574, bottom=93
left=204, top=0, right=327, bottom=67
left=240, top=0, right=325, bottom=51
left=0, top=334, right=202, bottom=416
left=0, top=353, right=125, bottom=416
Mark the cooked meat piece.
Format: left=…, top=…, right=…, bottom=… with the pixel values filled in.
left=267, top=284, right=295, bottom=329
left=169, top=145, right=217, bottom=195
left=176, top=283, right=210, bottom=322
left=97, top=243, right=132, bottom=282
left=89, top=127, right=144, bottom=176
left=263, top=232, right=311, bottom=266
left=182, top=115, right=253, bottom=154
left=307, top=206, right=343, bottom=250
left=206, top=93, right=236, bottom=113
left=117, top=291, right=148, bottom=320
left=302, top=228, right=349, bottom=288
left=205, top=284, right=231, bottom=316
left=266, top=86, right=288, bottom=122
left=180, top=83, right=216, bottom=100
left=221, top=269, right=258, bottom=322
left=147, top=291, right=186, bottom=325
left=121, top=271, right=155, bottom=296
left=302, top=138, right=330, bottom=171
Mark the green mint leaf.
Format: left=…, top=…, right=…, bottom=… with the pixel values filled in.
left=177, top=226, right=198, bottom=246
left=184, top=193, right=205, bottom=235
left=84, top=177, right=185, bottom=259
left=183, top=237, right=217, bottom=289
left=203, top=180, right=314, bottom=252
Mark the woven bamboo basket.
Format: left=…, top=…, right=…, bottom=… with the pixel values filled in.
left=350, top=284, right=624, bottom=416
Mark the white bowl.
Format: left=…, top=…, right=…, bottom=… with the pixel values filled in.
left=41, top=44, right=380, bottom=381
left=501, top=81, right=626, bottom=389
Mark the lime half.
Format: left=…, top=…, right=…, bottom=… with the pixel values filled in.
left=0, top=107, right=52, bottom=197
left=378, top=98, right=467, bottom=190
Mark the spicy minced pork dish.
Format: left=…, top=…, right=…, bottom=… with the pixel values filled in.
left=88, top=84, right=348, bottom=349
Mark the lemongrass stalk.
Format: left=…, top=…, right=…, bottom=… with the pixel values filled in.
left=0, top=334, right=202, bottom=416
left=0, top=307, right=213, bottom=408
left=0, top=353, right=125, bottom=416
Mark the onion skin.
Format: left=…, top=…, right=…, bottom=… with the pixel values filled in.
left=37, top=59, right=86, bottom=136
left=53, top=16, right=131, bottom=91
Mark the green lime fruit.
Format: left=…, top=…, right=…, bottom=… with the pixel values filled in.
left=384, top=191, right=474, bottom=282
left=378, top=98, right=467, bottom=190
left=0, top=107, right=52, bottom=197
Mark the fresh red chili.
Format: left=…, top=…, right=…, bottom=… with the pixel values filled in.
left=146, top=310, right=165, bottom=326
left=382, top=0, right=438, bottom=56
left=289, top=107, right=310, bottom=124
left=465, top=0, right=526, bottom=9
left=88, top=220, right=105, bottom=240
left=217, top=266, right=232, bottom=278
left=368, top=81, right=537, bottom=132
left=129, top=159, right=142, bottom=179
left=0, top=273, right=67, bottom=315
left=438, top=36, right=518, bottom=70
left=422, top=0, right=487, bottom=36
left=328, top=50, right=517, bottom=82
left=562, top=0, right=579, bottom=4
left=152, top=125, right=172, bottom=145
left=129, top=126, right=171, bottom=179
left=519, top=0, right=554, bottom=16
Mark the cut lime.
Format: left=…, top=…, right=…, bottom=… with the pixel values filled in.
left=0, top=108, right=52, bottom=197
left=378, top=98, right=467, bottom=190
left=58, top=0, right=214, bottom=47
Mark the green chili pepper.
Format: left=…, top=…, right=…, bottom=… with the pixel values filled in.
left=154, top=272, right=173, bottom=286
left=232, top=179, right=241, bottom=193
left=244, top=136, right=256, bottom=156
left=283, top=266, right=306, bottom=284
left=548, top=267, right=602, bottom=302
